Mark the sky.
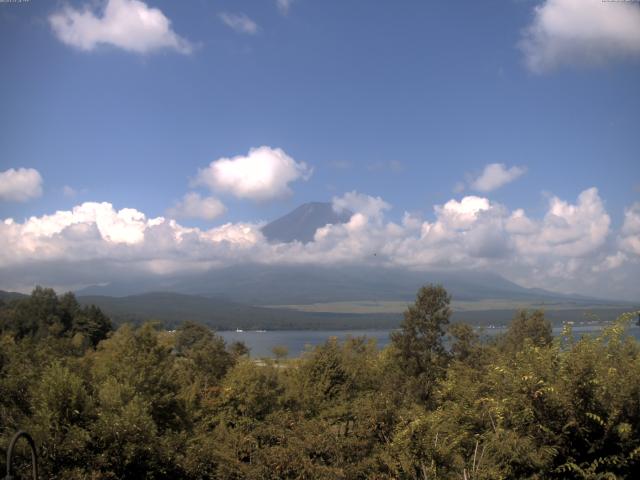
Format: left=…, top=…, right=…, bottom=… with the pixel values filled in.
left=0, top=0, right=639, bottom=299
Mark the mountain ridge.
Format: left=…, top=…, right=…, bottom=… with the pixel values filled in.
left=74, top=264, right=622, bottom=306
left=261, top=202, right=352, bottom=243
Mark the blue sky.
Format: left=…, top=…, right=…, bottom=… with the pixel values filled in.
left=0, top=0, right=639, bottom=298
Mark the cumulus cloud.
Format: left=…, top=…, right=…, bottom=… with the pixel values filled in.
left=619, top=202, right=640, bottom=256
left=520, top=0, right=640, bottom=73
left=1, top=188, right=638, bottom=299
left=0, top=168, right=43, bottom=202
left=471, top=163, right=526, bottom=192
left=167, top=192, right=226, bottom=221
left=435, top=196, right=491, bottom=229
left=332, top=191, right=390, bottom=221
left=219, top=13, right=258, bottom=34
left=593, top=252, right=627, bottom=273
left=49, top=0, right=192, bottom=54
left=0, top=202, right=262, bottom=282
left=508, top=187, right=610, bottom=257
left=193, top=146, right=313, bottom=201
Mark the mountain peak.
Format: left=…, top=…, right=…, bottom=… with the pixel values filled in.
left=261, top=202, right=352, bottom=244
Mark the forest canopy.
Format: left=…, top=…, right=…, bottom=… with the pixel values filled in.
left=1, top=286, right=639, bottom=479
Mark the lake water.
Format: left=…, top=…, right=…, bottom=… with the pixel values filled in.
left=219, top=325, right=640, bottom=358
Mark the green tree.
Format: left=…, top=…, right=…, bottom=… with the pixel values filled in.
left=71, top=304, right=112, bottom=347
left=500, top=309, right=553, bottom=353
left=0, top=287, right=111, bottom=346
left=29, top=362, right=92, bottom=476
left=175, top=322, right=233, bottom=384
left=390, top=284, right=451, bottom=403
left=448, top=322, right=481, bottom=364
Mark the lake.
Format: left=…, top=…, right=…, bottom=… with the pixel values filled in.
left=219, top=324, right=640, bottom=358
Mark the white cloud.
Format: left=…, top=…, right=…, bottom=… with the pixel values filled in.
left=0, top=168, right=43, bottom=202
left=193, top=146, right=313, bottom=201
left=620, top=202, right=640, bottom=256
left=167, top=192, right=226, bottom=220
left=508, top=187, right=610, bottom=257
left=49, top=0, right=192, bottom=54
left=276, top=0, right=295, bottom=15
left=219, top=13, right=258, bottom=35
left=19, top=202, right=150, bottom=245
left=471, top=163, right=526, bottom=192
left=520, top=0, right=640, bottom=73
left=0, top=201, right=262, bottom=270
left=1, top=188, right=638, bottom=299
left=593, top=252, right=626, bottom=272
left=435, top=196, right=491, bottom=229
left=332, top=191, right=390, bottom=221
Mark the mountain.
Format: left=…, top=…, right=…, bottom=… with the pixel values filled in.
left=3, top=288, right=633, bottom=331
left=173, top=265, right=621, bottom=305
left=75, top=292, right=400, bottom=330
left=0, top=290, right=27, bottom=302
left=261, top=202, right=352, bottom=243
left=71, top=291, right=638, bottom=330
left=74, top=203, right=629, bottom=308
left=76, top=264, right=618, bottom=306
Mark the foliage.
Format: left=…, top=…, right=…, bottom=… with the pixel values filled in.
left=0, top=286, right=112, bottom=346
left=390, top=284, right=452, bottom=403
left=1, top=286, right=639, bottom=479
left=499, top=308, right=553, bottom=352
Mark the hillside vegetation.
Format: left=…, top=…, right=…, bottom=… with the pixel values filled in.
left=1, top=286, right=639, bottom=479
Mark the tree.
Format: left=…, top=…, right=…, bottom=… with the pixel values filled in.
left=272, top=345, right=288, bottom=362
left=0, top=287, right=111, bottom=346
left=500, top=309, right=552, bottom=353
left=448, top=322, right=481, bottom=364
left=29, top=362, right=92, bottom=475
left=390, top=284, right=451, bottom=402
left=71, top=304, right=112, bottom=347
left=175, top=321, right=234, bottom=386
left=228, top=340, right=250, bottom=359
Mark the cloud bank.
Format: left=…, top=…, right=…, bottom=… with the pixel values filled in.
left=521, top=0, right=640, bottom=73
left=193, top=146, right=313, bottom=201
left=1, top=188, right=638, bottom=299
left=49, top=0, right=192, bottom=54
left=0, top=168, right=43, bottom=202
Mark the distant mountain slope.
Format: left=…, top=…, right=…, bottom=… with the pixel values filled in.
left=76, top=292, right=401, bottom=330
left=75, top=291, right=636, bottom=331
left=0, top=290, right=27, bottom=302
left=261, top=202, right=352, bottom=243
left=3, top=289, right=633, bottom=331
left=74, top=203, right=626, bottom=307
left=76, top=264, right=620, bottom=306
